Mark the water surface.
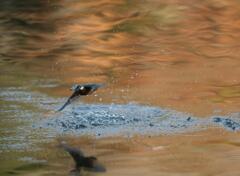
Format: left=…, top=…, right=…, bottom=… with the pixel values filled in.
left=1, top=0, right=240, bottom=175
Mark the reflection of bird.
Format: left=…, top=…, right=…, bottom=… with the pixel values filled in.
left=57, top=83, right=103, bottom=111
left=59, top=143, right=106, bottom=175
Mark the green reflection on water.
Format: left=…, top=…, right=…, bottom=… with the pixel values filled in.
left=109, top=3, right=183, bottom=35
left=210, top=85, right=240, bottom=103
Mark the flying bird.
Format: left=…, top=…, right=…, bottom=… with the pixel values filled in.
left=59, top=143, right=106, bottom=174
left=57, top=83, right=103, bottom=111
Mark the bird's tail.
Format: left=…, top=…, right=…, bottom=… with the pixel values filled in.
left=57, top=100, right=70, bottom=111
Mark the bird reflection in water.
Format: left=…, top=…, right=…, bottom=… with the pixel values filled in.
left=59, top=142, right=106, bottom=176
left=57, top=83, right=104, bottom=112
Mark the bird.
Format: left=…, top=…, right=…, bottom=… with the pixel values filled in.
left=59, top=143, right=106, bottom=174
left=57, top=83, right=104, bottom=111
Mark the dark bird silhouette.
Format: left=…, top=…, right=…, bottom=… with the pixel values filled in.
left=59, top=143, right=106, bottom=174
left=58, top=83, right=103, bottom=111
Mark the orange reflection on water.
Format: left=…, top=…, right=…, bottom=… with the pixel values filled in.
left=48, top=129, right=240, bottom=176
left=38, top=0, right=240, bottom=116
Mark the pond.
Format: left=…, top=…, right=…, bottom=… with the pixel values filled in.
left=0, top=0, right=240, bottom=175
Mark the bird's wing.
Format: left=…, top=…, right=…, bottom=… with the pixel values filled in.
left=57, top=91, right=80, bottom=111
left=57, top=99, right=71, bottom=111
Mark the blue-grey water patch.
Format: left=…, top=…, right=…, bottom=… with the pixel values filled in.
left=1, top=87, right=240, bottom=151
left=212, top=116, right=240, bottom=131
left=36, top=103, right=224, bottom=137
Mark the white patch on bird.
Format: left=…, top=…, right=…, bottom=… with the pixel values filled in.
left=80, top=86, right=84, bottom=90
